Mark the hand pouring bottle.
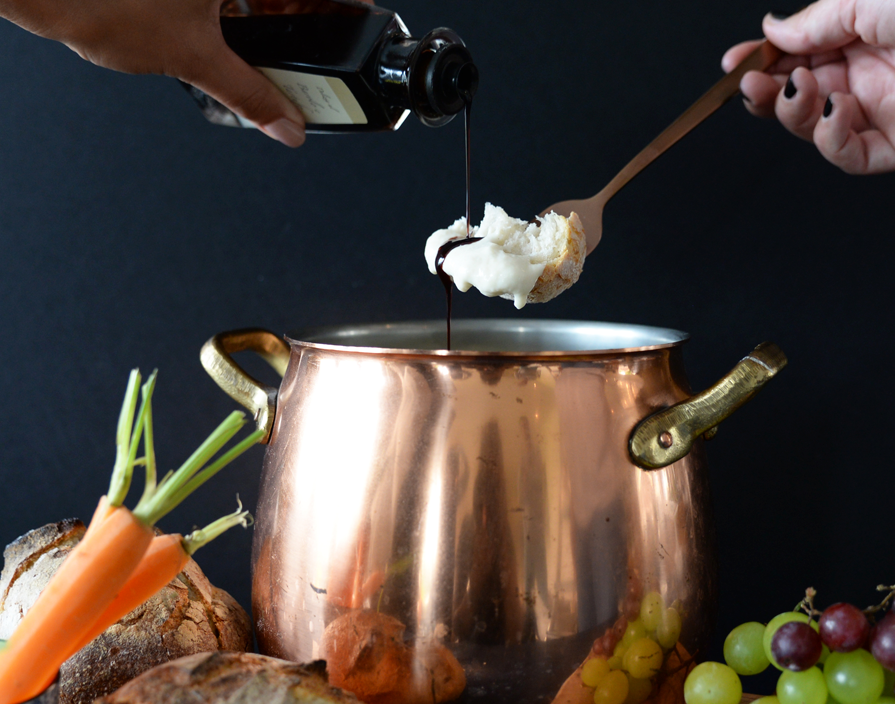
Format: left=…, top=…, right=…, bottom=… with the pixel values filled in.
left=185, top=0, right=479, bottom=133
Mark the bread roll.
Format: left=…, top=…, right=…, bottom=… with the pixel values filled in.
left=425, top=203, right=586, bottom=308
left=322, top=609, right=466, bottom=704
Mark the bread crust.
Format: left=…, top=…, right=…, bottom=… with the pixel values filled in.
left=93, top=651, right=361, bottom=703
left=524, top=212, right=586, bottom=304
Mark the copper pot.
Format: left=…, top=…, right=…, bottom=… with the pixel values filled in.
left=201, top=319, right=785, bottom=703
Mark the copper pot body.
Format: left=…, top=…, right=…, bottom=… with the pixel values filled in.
left=201, top=320, right=785, bottom=703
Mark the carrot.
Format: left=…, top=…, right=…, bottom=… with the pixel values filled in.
left=0, top=369, right=158, bottom=703
left=63, top=503, right=252, bottom=660
left=59, top=533, right=188, bottom=662
left=0, top=506, right=155, bottom=702
left=0, top=369, right=263, bottom=704
left=81, top=495, right=113, bottom=541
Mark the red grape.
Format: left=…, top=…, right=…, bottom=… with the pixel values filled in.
left=772, top=621, right=823, bottom=671
left=870, top=610, right=895, bottom=671
left=819, top=603, right=871, bottom=653
left=612, top=617, right=628, bottom=641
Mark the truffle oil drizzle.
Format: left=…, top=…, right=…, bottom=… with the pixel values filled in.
left=435, top=100, right=480, bottom=350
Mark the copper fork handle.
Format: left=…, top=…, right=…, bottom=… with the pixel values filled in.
left=601, top=40, right=783, bottom=204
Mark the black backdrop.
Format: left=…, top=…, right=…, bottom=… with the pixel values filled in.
left=1, top=0, right=892, bottom=680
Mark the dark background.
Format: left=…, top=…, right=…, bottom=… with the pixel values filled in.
left=1, top=0, right=892, bottom=685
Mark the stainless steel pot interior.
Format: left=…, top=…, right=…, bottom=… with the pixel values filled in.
left=286, top=319, right=689, bottom=354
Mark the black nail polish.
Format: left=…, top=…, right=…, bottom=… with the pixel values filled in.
left=784, top=76, right=797, bottom=99
left=823, top=96, right=833, bottom=117
left=769, top=10, right=793, bottom=19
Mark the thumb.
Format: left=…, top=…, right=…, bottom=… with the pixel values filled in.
left=189, top=41, right=307, bottom=147
left=762, top=0, right=859, bottom=54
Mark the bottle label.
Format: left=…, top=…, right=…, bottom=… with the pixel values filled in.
left=259, top=68, right=368, bottom=125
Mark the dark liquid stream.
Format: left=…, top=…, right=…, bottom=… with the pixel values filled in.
left=465, top=100, right=471, bottom=238
left=435, top=236, right=482, bottom=350
left=434, top=101, right=475, bottom=350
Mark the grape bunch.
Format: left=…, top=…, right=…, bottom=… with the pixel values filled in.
left=569, top=590, right=688, bottom=704
left=683, top=587, right=895, bottom=704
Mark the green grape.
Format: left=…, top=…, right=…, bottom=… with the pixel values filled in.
left=624, top=637, right=663, bottom=679
left=641, top=592, right=665, bottom=631
left=764, top=612, right=818, bottom=670
left=583, top=657, right=611, bottom=687
left=622, top=620, right=650, bottom=648
left=683, top=661, right=743, bottom=704
left=724, top=622, right=770, bottom=675
left=877, top=698, right=895, bottom=704
left=824, top=650, right=885, bottom=704
left=777, top=667, right=828, bottom=704
left=624, top=674, right=654, bottom=704
left=754, top=697, right=781, bottom=704
left=608, top=654, right=625, bottom=670
left=658, top=607, right=683, bottom=650
left=594, top=669, right=629, bottom=704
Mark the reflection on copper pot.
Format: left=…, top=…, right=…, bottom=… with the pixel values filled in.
left=201, top=320, right=786, bottom=703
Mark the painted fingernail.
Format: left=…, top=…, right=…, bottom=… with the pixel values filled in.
left=823, top=96, right=833, bottom=118
left=784, top=75, right=797, bottom=99
left=769, top=10, right=793, bottom=19
left=259, top=118, right=306, bottom=147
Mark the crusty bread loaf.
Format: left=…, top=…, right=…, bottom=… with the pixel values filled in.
left=0, top=520, right=253, bottom=704
left=93, top=651, right=361, bottom=703
left=425, top=203, right=586, bottom=308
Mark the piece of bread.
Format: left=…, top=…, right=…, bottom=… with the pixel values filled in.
left=93, top=651, right=361, bottom=703
left=322, top=609, right=466, bottom=704
left=425, top=203, right=586, bottom=308
left=0, top=520, right=253, bottom=704
left=527, top=210, right=586, bottom=304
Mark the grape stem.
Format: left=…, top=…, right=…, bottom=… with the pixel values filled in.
left=864, top=584, right=895, bottom=616
left=796, top=586, right=822, bottom=622
left=794, top=584, right=895, bottom=621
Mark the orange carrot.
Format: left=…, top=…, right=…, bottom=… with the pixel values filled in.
left=63, top=504, right=251, bottom=660
left=0, top=506, right=154, bottom=703
left=62, top=533, right=189, bottom=659
left=81, top=495, right=114, bottom=542
left=0, top=370, right=261, bottom=704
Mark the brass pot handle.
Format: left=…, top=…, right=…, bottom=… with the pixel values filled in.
left=200, top=329, right=291, bottom=444
left=629, top=342, right=787, bottom=469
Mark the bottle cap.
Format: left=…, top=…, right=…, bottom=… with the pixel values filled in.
left=413, top=28, right=478, bottom=126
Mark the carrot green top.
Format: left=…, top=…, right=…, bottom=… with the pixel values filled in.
left=104, top=369, right=263, bottom=527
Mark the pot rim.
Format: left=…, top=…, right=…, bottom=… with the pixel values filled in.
left=284, top=318, right=690, bottom=357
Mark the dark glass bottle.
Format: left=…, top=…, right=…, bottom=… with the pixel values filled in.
left=185, top=0, right=478, bottom=133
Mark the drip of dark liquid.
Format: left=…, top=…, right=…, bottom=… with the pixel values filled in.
left=434, top=100, right=476, bottom=350
left=465, top=100, right=471, bottom=238
left=435, top=236, right=481, bottom=350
